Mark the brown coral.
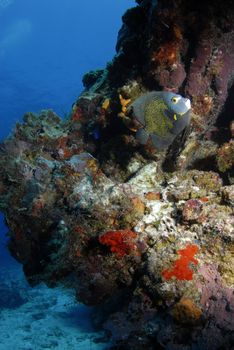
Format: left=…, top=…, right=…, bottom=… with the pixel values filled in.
left=171, top=298, right=202, bottom=325
left=152, top=42, right=179, bottom=67
left=217, top=140, right=234, bottom=172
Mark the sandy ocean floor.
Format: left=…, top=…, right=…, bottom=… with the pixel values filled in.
left=0, top=266, right=110, bottom=350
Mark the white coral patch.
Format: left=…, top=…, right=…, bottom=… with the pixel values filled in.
left=144, top=201, right=162, bottom=224
left=127, top=162, right=162, bottom=194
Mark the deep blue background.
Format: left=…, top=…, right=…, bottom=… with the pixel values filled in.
left=0, top=0, right=135, bottom=266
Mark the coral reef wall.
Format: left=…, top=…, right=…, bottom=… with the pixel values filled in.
left=0, top=1, right=234, bottom=349
left=115, top=0, right=234, bottom=123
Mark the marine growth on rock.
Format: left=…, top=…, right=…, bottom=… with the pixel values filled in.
left=0, top=1, right=234, bottom=349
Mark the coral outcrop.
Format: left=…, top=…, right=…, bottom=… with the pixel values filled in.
left=0, top=0, right=234, bottom=349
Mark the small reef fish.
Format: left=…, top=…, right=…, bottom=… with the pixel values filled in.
left=128, top=91, right=191, bottom=150
left=92, top=125, right=101, bottom=140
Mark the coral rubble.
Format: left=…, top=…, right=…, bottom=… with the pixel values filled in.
left=0, top=0, right=234, bottom=349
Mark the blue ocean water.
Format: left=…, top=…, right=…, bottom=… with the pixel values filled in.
left=0, top=1, right=135, bottom=348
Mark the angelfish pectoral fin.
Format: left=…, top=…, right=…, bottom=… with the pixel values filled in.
left=136, top=128, right=149, bottom=145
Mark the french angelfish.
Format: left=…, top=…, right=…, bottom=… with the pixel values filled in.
left=128, top=91, right=191, bottom=150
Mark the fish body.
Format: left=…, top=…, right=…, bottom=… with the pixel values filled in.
left=128, top=91, right=191, bottom=150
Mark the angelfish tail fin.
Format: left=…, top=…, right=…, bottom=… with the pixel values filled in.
left=136, top=128, right=149, bottom=145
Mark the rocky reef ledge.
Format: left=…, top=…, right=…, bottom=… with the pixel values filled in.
left=0, top=0, right=233, bottom=349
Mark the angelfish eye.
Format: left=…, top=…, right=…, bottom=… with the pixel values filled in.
left=171, top=97, right=179, bottom=104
